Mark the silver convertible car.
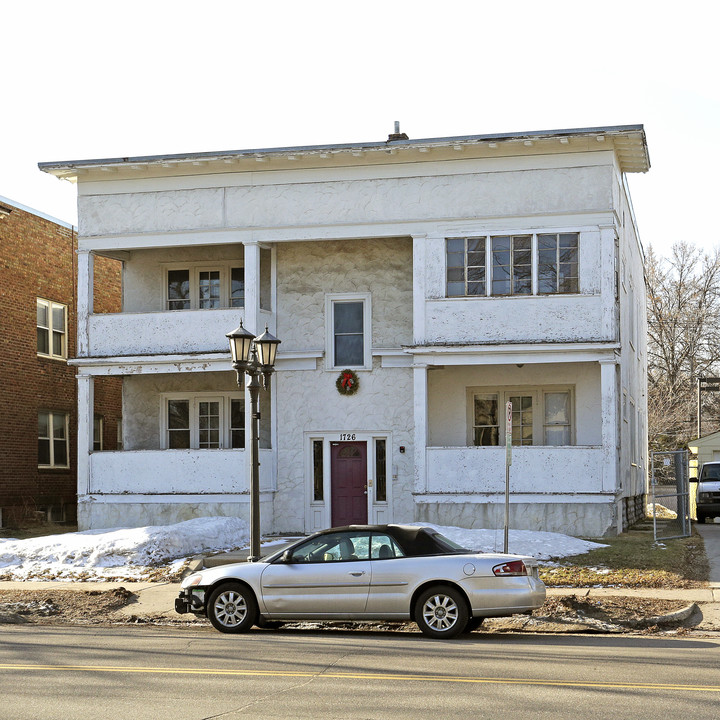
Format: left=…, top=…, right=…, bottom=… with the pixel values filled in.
left=175, top=524, right=546, bottom=638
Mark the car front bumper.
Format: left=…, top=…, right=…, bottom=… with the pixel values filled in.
left=175, top=588, right=206, bottom=615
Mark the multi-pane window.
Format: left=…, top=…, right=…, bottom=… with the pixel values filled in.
left=446, top=237, right=486, bottom=296
left=509, top=395, right=533, bottom=446
left=166, top=267, right=244, bottom=310
left=165, top=395, right=248, bottom=450
left=446, top=232, right=580, bottom=297
left=38, top=411, right=69, bottom=467
left=538, top=233, right=579, bottom=294
left=37, top=299, right=67, bottom=359
left=492, top=236, right=532, bottom=295
left=471, top=389, right=573, bottom=446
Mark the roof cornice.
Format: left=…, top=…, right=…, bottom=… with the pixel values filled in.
left=39, top=124, right=649, bottom=182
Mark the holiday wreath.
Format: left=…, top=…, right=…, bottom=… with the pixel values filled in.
left=336, top=369, right=360, bottom=396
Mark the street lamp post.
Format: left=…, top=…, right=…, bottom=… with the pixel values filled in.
left=226, top=321, right=281, bottom=562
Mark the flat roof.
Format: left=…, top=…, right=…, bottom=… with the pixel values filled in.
left=39, top=124, right=649, bottom=180
left=0, top=194, right=73, bottom=229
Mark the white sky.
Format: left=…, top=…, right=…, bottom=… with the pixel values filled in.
left=2, top=0, right=717, bottom=257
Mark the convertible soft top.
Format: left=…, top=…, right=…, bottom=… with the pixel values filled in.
left=329, top=524, right=471, bottom=557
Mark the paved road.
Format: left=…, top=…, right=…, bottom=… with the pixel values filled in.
left=1, top=625, right=719, bottom=719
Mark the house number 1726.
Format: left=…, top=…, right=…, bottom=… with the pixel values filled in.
left=340, top=434, right=356, bottom=441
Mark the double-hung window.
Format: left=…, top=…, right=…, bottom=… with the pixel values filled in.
left=37, top=299, right=67, bottom=359
left=166, top=265, right=245, bottom=310
left=326, top=293, right=372, bottom=369
left=446, top=232, right=579, bottom=297
left=38, top=411, right=69, bottom=468
left=470, top=388, right=574, bottom=446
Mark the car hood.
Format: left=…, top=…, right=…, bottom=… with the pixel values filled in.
left=699, top=480, right=720, bottom=492
left=181, top=560, right=267, bottom=589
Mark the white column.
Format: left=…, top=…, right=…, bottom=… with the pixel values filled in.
left=413, top=364, right=429, bottom=495
left=243, top=241, right=261, bottom=334
left=412, top=234, right=427, bottom=344
left=599, top=225, right=618, bottom=341
left=76, top=250, right=94, bottom=357
left=599, top=355, right=619, bottom=495
left=77, top=374, right=95, bottom=496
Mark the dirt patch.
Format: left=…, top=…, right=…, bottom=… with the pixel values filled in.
left=0, top=588, right=133, bottom=624
left=534, top=595, right=688, bottom=626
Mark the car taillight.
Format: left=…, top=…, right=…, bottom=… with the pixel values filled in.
left=492, top=560, right=527, bottom=576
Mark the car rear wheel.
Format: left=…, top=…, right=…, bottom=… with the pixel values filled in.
left=207, top=583, right=258, bottom=634
left=415, top=585, right=469, bottom=639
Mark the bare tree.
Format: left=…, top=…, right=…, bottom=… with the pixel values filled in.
left=646, top=242, right=720, bottom=449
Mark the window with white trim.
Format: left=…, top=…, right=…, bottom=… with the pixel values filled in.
left=38, top=411, right=69, bottom=467
left=470, top=387, right=574, bottom=446
left=446, top=232, right=580, bottom=297
left=37, top=299, right=67, bottom=359
left=163, top=394, right=245, bottom=450
left=166, top=264, right=244, bottom=310
left=326, top=293, right=372, bottom=369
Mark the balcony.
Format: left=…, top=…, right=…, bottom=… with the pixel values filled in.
left=87, top=448, right=274, bottom=495
left=86, top=308, right=244, bottom=358
left=425, top=445, right=607, bottom=494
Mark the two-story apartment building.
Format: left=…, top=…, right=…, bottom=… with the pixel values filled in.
left=0, top=195, right=122, bottom=527
left=40, top=124, right=649, bottom=537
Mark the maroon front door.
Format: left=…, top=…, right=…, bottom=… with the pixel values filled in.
left=331, top=442, right=368, bottom=526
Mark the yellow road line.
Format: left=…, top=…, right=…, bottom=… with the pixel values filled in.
left=0, top=664, right=718, bottom=693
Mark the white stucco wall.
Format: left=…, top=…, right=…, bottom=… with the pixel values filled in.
left=78, top=164, right=614, bottom=239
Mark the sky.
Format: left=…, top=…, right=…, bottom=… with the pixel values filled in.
left=1, top=0, right=717, bottom=258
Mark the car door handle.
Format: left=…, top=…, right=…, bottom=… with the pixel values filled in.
left=349, top=571, right=366, bottom=576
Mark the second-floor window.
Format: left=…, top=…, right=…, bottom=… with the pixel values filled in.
left=446, top=232, right=579, bottom=297
left=37, top=299, right=67, bottom=359
left=167, top=266, right=245, bottom=310
left=326, top=293, right=372, bottom=369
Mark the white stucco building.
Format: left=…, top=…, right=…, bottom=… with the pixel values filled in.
left=41, top=124, right=650, bottom=537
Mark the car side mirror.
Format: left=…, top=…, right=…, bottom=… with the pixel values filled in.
left=689, top=477, right=699, bottom=483
left=282, top=550, right=295, bottom=563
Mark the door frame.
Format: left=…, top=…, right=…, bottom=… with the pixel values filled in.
left=304, top=431, right=393, bottom=533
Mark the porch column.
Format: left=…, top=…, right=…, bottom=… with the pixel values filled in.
left=76, top=250, right=94, bottom=357
left=243, top=241, right=261, bottom=334
left=77, top=374, right=94, bottom=496
left=412, top=234, right=427, bottom=344
left=599, top=355, right=619, bottom=494
left=413, top=364, right=429, bottom=494
left=599, top=225, right=618, bottom=341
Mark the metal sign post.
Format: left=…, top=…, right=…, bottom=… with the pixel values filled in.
left=504, top=401, right=512, bottom=553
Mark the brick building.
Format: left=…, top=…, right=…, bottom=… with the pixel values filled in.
left=0, top=195, right=121, bottom=527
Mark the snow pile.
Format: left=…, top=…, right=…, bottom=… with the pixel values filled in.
left=415, top=523, right=607, bottom=560
left=0, top=517, right=606, bottom=582
left=0, top=517, right=250, bottom=582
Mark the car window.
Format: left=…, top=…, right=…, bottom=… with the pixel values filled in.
left=288, top=532, right=370, bottom=563
left=702, top=465, right=720, bottom=480
left=370, top=534, right=405, bottom=559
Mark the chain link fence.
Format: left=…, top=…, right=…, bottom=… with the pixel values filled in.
left=650, top=450, right=691, bottom=541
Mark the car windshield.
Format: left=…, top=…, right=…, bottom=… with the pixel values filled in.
left=702, top=465, right=720, bottom=480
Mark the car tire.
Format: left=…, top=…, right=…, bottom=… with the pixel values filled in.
left=414, top=585, right=469, bottom=639
left=463, top=617, right=485, bottom=633
left=207, top=582, right=258, bottom=634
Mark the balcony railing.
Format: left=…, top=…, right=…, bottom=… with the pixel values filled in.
left=425, top=445, right=605, bottom=494
left=86, top=308, right=244, bottom=357
left=87, top=448, right=274, bottom=495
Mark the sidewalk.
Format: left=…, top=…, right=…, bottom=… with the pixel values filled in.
left=2, top=579, right=719, bottom=633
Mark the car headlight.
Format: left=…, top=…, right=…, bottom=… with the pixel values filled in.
left=183, top=574, right=204, bottom=589
left=699, top=493, right=711, bottom=502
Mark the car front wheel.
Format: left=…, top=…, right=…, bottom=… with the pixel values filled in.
left=415, top=585, right=469, bottom=639
left=207, top=583, right=258, bottom=634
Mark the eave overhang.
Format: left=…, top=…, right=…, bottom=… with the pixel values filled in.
left=38, top=124, right=649, bottom=183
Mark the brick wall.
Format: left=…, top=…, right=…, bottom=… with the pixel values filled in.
left=0, top=202, right=121, bottom=526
